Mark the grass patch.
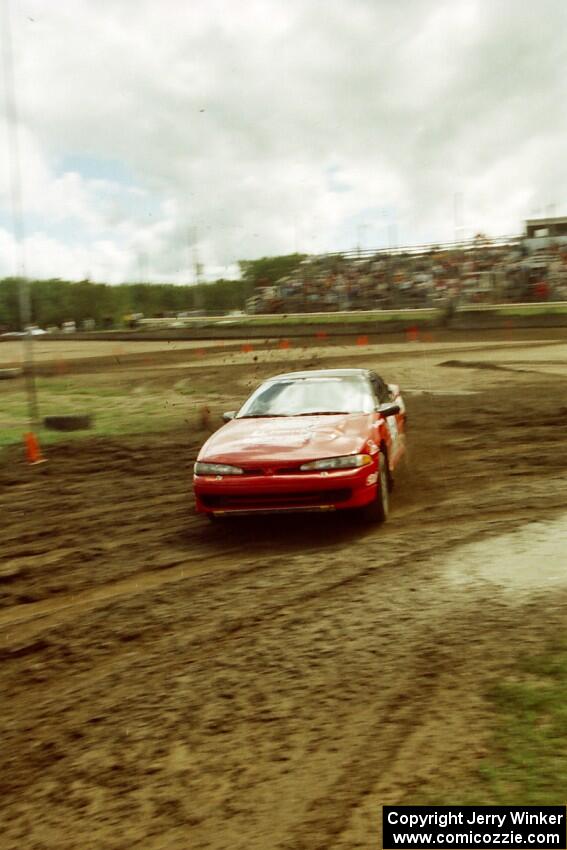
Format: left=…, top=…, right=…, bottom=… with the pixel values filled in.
left=497, top=304, right=567, bottom=317
left=415, top=643, right=567, bottom=805
left=190, top=309, right=440, bottom=327
left=479, top=645, right=567, bottom=804
left=457, top=304, right=567, bottom=317
left=0, top=372, right=209, bottom=449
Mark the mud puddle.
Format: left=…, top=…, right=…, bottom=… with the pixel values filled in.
left=444, top=514, right=567, bottom=598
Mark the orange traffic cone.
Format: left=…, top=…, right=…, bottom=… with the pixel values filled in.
left=24, top=432, right=46, bottom=465
left=405, top=325, right=420, bottom=342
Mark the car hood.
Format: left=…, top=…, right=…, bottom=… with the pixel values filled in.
left=198, top=413, right=373, bottom=466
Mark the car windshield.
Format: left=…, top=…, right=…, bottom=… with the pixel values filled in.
left=237, top=376, right=374, bottom=417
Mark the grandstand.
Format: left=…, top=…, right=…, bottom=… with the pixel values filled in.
left=247, top=226, right=567, bottom=314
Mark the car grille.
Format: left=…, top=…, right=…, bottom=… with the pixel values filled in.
left=201, top=488, right=352, bottom=510
left=237, top=466, right=306, bottom=476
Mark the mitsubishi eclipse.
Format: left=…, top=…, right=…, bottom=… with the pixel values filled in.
left=193, top=368, right=406, bottom=522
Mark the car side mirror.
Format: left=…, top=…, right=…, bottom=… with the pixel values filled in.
left=222, top=411, right=236, bottom=422
left=378, top=403, right=400, bottom=417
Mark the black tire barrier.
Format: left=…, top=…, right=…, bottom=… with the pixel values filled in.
left=0, top=368, right=21, bottom=380
left=43, top=414, right=93, bottom=431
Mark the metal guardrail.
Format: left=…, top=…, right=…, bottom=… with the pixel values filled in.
left=310, top=234, right=523, bottom=262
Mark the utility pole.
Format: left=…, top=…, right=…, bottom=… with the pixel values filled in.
left=453, top=192, right=466, bottom=246
left=191, top=225, right=203, bottom=284
left=357, top=224, right=368, bottom=258
left=388, top=220, right=397, bottom=251
left=137, top=251, right=148, bottom=284
left=190, top=226, right=205, bottom=311
left=1, top=0, right=40, bottom=428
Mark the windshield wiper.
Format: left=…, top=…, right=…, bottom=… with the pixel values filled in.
left=238, top=413, right=288, bottom=418
left=291, top=411, right=348, bottom=416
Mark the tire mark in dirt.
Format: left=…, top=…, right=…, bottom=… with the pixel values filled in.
left=0, top=501, right=555, bottom=718
left=3, top=472, right=567, bottom=648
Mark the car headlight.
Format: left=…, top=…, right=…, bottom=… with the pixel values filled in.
left=299, top=454, right=373, bottom=471
left=194, top=461, right=244, bottom=475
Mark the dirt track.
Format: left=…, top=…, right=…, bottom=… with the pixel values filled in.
left=2, top=333, right=567, bottom=849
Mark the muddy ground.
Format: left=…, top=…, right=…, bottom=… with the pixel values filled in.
left=1, top=331, right=567, bottom=849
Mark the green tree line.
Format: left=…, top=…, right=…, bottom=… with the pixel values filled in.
left=0, top=254, right=307, bottom=330
left=238, top=253, right=306, bottom=288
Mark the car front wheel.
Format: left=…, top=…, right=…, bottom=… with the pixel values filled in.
left=359, top=451, right=389, bottom=524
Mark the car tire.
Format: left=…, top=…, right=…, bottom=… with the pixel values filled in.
left=43, top=414, right=93, bottom=431
left=0, top=368, right=21, bottom=380
left=359, top=451, right=389, bottom=524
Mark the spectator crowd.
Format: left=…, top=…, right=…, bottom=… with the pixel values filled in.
left=246, top=236, right=567, bottom=314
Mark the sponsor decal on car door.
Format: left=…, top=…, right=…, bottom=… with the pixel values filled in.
left=386, top=411, right=399, bottom=456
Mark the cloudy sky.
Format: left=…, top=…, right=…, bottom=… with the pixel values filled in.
left=1, top=0, right=566, bottom=283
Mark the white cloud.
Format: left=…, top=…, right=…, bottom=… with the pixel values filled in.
left=0, top=0, right=565, bottom=282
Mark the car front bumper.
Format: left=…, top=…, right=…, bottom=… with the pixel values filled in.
left=193, top=463, right=379, bottom=516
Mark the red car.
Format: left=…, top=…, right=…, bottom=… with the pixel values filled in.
left=193, top=368, right=406, bottom=522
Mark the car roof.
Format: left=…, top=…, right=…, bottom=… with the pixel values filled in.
left=267, top=368, right=372, bottom=381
